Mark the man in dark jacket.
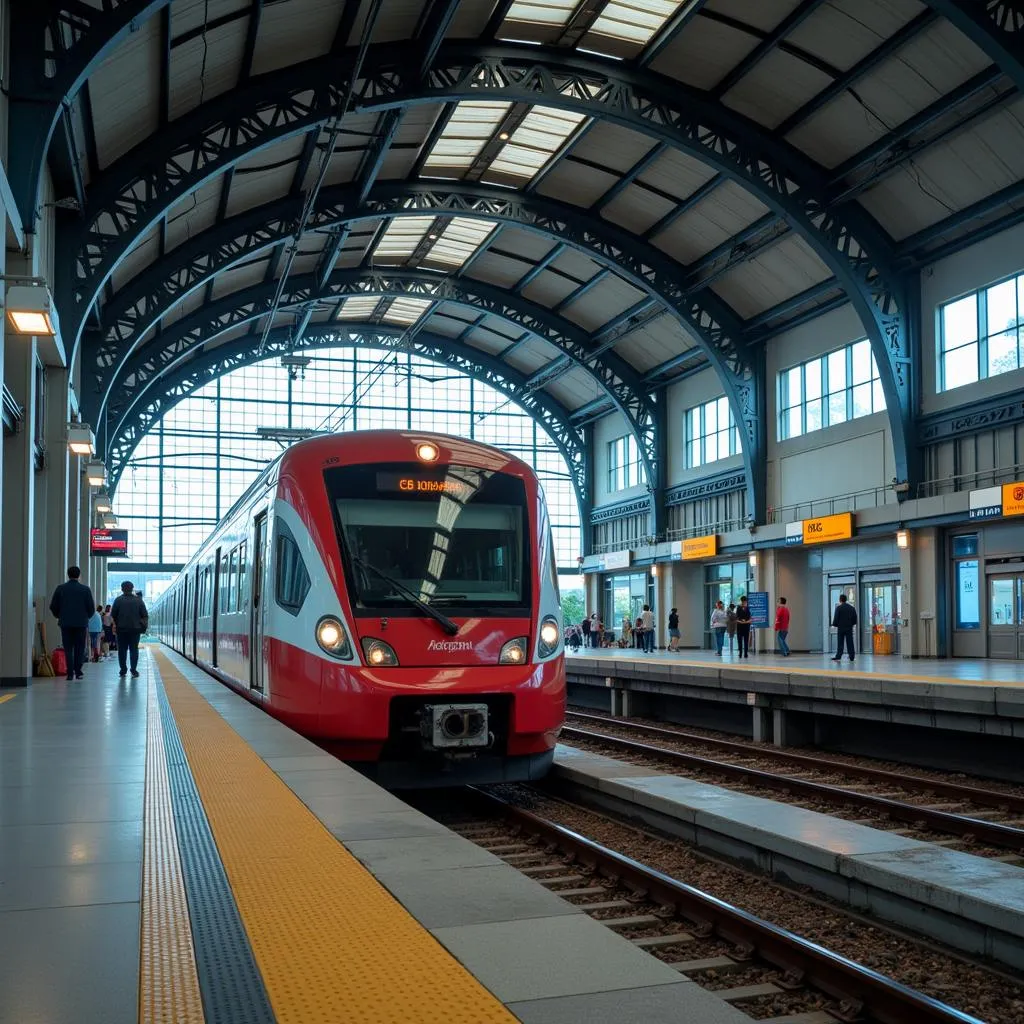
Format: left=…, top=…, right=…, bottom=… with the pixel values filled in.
left=49, top=566, right=96, bottom=680
left=831, top=594, right=858, bottom=662
left=111, top=580, right=148, bottom=678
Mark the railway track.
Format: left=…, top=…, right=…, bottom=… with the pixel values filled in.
left=447, top=788, right=985, bottom=1024
left=563, top=711, right=1024, bottom=857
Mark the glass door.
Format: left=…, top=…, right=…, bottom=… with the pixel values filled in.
left=862, top=581, right=901, bottom=656
left=826, top=581, right=856, bottom=651
left=988, top=575, right=1024, bottom=659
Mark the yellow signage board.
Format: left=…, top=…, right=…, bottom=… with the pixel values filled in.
left=802, top=512, right=853, bottom=545
left=1002, top=481, right=1024, bottom=517
left=682, top=534, right=718, bottom=560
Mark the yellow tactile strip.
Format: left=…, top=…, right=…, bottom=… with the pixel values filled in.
left=140, top=670, right=205, bottom=1024
left=153, top=651, right=516, bottom=1024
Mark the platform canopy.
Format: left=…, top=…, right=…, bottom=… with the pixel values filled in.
left=12, top=1, right=1024, bottom=522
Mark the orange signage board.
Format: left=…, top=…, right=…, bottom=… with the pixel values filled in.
left=681, top=535, right=718, bottom=560
left=1002, top=481, right=1024, bottom=518
left=802, top=512, right=853, bottom=545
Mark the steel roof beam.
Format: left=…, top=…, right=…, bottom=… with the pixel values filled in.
left=923, top=1, right=1024, bottom=95
left=416, top=0, right=462, bottom=79
left=635, top=0, right=710, bottom=68
left=107, top=324, right=587, bottom=506
left=742, top=279, right=842, bottom=332
left=591, top=144, right=667, bottom=212
left=240, top=1, right=264, bottom=82
left=642, top=174, right=722, bottom=241
left=554, top=269, right=610, bottom=314
left=513, top=243, right=566, bottom=292
left=776, top=10, right=938, bottom=136
left=711, top=0, right=828, bottom=99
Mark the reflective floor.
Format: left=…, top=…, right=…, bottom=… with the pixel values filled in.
left=567, top=646, right=1024, bottom=685
left=0, top=654, right=148, bottom=1024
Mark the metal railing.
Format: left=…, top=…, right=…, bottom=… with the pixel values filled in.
left=917, top=464, right=1024, bottom=499
left=766, top=484, right=894, bottom=524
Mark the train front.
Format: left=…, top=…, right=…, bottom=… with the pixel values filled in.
left=291, top=432, right=566, bottom=787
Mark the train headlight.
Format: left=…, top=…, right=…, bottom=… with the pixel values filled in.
left=361, top=637, right=399, bottom=667
left=537, top=616, right=560, bottom=658
left=416, top=441, right=439, bottom=462
left=499, top=637, right=528, bottom=665
left=316, top=616, right=352, bottom=659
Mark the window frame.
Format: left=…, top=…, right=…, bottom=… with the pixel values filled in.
left=777, top=338, right=884, bottom=442
left=275, top=520, right=311, bottom=615
left=938, top=270, right=1024, bottom=391
left=684, top=396, right=742, bottom=470
left=606, top=434, right=644, bottom=492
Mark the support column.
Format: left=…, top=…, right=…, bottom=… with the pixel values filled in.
left=40, top=367, right=72, bottom=603
left=1, top=333, right=38, bottom=685
left=899, top=527, right=940, bottom=658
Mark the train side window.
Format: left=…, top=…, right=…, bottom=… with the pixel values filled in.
left=237, top=541, right=247, bottom=611
left=219, top=553, right=230, bottom=613
left=228, top=547, right=238, bottom=611
left=275, top=521, right=310, bottom=615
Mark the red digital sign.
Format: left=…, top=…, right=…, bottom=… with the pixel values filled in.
left=90, top=529, right=128, bottom=557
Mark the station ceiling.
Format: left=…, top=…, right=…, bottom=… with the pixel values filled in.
left=14, top=1, right=1024, bottom=512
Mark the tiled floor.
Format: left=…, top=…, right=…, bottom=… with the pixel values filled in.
left=0, top=655, right=149, bottom=1024
left=568, top=647, right=1024, bottom=685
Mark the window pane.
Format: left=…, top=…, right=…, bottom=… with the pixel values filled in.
left=784, top=367, right=802, bottom=407
left=786, top=405, right=802, bottom=439
left=851, top=382, right=871, bottom=419
left=872, top=378, right=885, bottom=411
left=705, top=401, right=718, bottom=433
left=828, top=389, right=847, bottom=426
left=851, top=340, right=871, bottom=385
left=689, top=438, right=701, bottom=468
left=827, top=349, right=846, bottom=393
left=988, top=330, right=1019, bottom=378
left=987, top=279, right=1018, bottom=336
left=943, top=343, right=979, bottom=389
left=805, top=397, right=823, bottom=433
left=705, top=431, right=719, bottom=463
left=804, top=359, right=821, bottom=400
left=943, top=294, right=978, bottom=351
left=716, top=396, right=729, bottom=426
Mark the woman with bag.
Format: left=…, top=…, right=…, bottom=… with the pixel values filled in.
left=710, top=601, right=728, bottom=656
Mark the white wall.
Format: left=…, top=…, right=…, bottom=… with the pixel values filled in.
left=920, top=220, right=1024, bottom=414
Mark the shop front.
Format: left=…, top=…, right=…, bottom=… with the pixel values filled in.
left=704, top=561, right=754, bottom=650
left=602, top=570, right=654, bottom=645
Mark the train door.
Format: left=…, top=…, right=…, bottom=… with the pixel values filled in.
left=190, top=565, right=199, bottom=661
left=250, top=512, right=268, bottom=692
left=181, top=576, right=189, bottom=652
left=212, top=548, right=222, bottom=667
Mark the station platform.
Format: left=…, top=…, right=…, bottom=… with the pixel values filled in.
left=566, top=649, right=1024, bottom=780
left=554, top=744, right=1024, bottom=970
left=0, top=647, right=747, bottom=1024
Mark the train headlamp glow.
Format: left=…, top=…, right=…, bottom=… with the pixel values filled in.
left=416, top=441, right=439, bottom=462
left=537, top=616, right=560, bottom=658
left=499, top=637, right=527, bottom=665
left=316, top=616, right=352, bottom=659
left=361, top=637, right=399, bottom=667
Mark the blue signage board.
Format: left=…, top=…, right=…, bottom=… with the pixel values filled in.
left=747, top=591, right=770, bottom=628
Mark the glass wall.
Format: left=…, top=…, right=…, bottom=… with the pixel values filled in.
left=112, top=347, right=581, bottom=572
left=703, top=561, right=752, bottom=649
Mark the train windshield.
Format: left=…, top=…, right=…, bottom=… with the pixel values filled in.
left=326, top=463, right=530, bottom=614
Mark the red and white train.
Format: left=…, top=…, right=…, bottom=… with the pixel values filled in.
left=150, top=430, right=566, bottom=786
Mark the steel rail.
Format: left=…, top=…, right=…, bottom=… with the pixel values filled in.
left=561, top=725, right=1024, bottom=853
left=465, top=788, right=984, bottom=1024
left=566, top=710, right=1024, bottom=813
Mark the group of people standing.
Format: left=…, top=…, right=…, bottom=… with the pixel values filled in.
left=49, top=568, right=150, bottom=679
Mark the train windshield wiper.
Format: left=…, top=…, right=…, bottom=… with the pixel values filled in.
left=351, top=556, right=459, bottom=636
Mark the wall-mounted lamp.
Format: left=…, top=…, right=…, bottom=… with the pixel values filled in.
left=5, top=282, right=59, bottom=337
left=896, top=529, right=910, bottom=550
left=650, top=563, right=659, bottom=577
left=94, top=491, right=112, bottom=514
left=67, top=422, right=95, bottom=456
left=85, top=460, right=107, bottom=487
left=101, top=513, right=118, bottom=529
left=748, top=551, right=758, bottom=568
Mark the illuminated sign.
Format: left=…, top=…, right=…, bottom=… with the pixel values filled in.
left=681, top=535, right=717, bottom=560
left=784, top=522, right=803, bottom=546
left=1002, top=481, right=1024, bottom=518
left=969, top=485, right=1002, bottom=520
left=376, top=472, right=472, bottom=497
left=801, top=512, right=853, bottom=545
left=602, top=550, right=631, bottom=571
left=90, top=528, right=128, bottom=557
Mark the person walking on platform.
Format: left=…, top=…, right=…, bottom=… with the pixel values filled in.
left=774, top=597, right=791, bottom=657
left=710, top=600, right=728, bottom=656
left=88, top=606, right=103, bottom=663
left=589, top=611, right=600, bottom=647
left=49, top=567, right=96, bottom=680
left=640, top=604, right=655, bottom=652
left=735, top=595, right=752, bottom=659
left=831, top=594, right=857, bottom=662
left=726, top=602, right=737, bottom=653
left=667, top=607, right=680, bottom=651
left=111, top=581, right=148, bottom=678
left=102, top=604, right=115, bottom=652
left=581, top=613, right=591, bottom=648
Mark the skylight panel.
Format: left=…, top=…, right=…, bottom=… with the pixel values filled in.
left=373, top=217, right=435, bottom=263
left=423, top=102, right=512, bottom=173
left=424, top=218, right=496, bottom=269
left=383, top=297, right=432, bottom=326
left=336, top=296, right=381, bottom=320
left=487, top=106, right=587, bottom=181
left=589, top=0, right=683, bottom=46
left=503, top=0, right=578, bottom=29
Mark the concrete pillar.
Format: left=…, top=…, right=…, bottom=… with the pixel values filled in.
left=1, top=333, right=38, bottom=685
left=752, top=706, right=771, bottom=743
left=40, top=367, right=72, bottom=603
left=899, top=527, right=940, bottom=658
